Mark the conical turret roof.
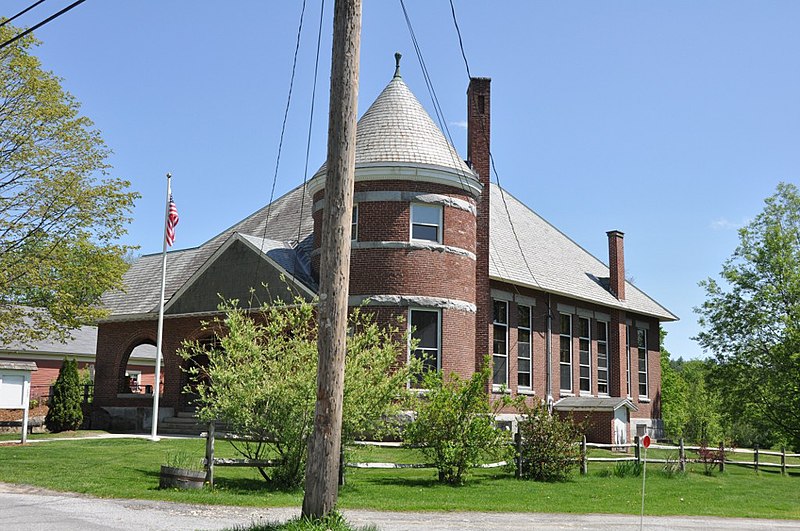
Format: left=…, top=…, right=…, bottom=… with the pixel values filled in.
left=314, top=64, right=476, bottom=179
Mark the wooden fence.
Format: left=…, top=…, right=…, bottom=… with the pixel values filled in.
left=202, top=423, right=800, bottom=485
left=577, top=437, right=800, bottom=476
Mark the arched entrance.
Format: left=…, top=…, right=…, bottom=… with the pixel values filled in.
left=118, top=340, right=163, bottom=396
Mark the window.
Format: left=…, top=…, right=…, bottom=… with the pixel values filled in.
left=578, top=317, right=591, bottom=394
left=492, top=300, right=508, bottom=387
left=596, top=321, right=609, bottom=395
left=559, top=313, right=572, bottom=392
left=517, top=304, right=532, bottom=389
left=411, top=203, right=442, bottom=243
left=638, top=328, right=648, bottom=397
left=626, top=325, right=631, bottom=397
left=410, top=309, right=440, bottom=388
left=351, top=204, right=358, bottom=241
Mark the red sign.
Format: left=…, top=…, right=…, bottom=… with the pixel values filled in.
left=642, top=435, right=651, bottom=448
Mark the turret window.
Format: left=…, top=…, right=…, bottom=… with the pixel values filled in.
left=409, top=308, right=440, bottom=388
left=411, top=203, right=442, bottom=243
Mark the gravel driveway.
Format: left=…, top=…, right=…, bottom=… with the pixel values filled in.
left=1, top=482, right=797, bottom=531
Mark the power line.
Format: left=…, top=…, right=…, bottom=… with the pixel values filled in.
left=0, top=0, right=47, bottom=29
left=447, top=0, right=546, bottom=296
left=0, top=0, right=85, bottom=51
left=398, top=0, right=472, bottom=196
left=252, top=0, right=309, bottom=303
left=294, top=0, right=326, bottom=280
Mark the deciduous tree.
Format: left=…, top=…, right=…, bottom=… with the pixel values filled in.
left=0, top=24, right=138, bottom=344
left=696, top=182, right=800, bottom=450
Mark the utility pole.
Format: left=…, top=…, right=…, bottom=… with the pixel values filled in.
left=301, top=0, right=361, bottom=519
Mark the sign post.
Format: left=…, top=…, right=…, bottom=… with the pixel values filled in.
left=640, top=434, right=651, bottom=531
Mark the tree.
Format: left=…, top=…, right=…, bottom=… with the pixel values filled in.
left=182, top=297, right=416, bottom=489
left=696, top=182, right=800, bottom=450
left=45, top=358, right=83, bottom=432
left=404, top=360, right=514, bottom=485
left=659, top=331, right=689, bottom=441
left=0, top=24, right=138, bottom=345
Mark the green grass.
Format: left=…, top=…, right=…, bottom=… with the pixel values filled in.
left=226, top=511, right=378, bottom=531
left=0, top=436, right=797, bottom=519
left=0, top=430, right=110, bottom=442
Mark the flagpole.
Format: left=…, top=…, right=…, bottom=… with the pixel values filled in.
left=151, top=172, right=172, bottom=442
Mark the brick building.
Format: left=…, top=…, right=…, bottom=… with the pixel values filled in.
left=93, top=61, right=676, bottom=440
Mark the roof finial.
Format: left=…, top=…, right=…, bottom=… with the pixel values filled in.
left=393, top=52, right=402, bottom=78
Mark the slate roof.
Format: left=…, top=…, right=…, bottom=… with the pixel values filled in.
left=100, top=183, right=314, bottom=317
left=489, top=185, right=677, bottom=321
left=314, top=73, right=476, bottom=179
left=0, top=322, right=156, bottom=360
left=101, top=73, right=674, bottom=324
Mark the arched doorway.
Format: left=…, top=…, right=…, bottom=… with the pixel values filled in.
left=119, top=341, right=163, bottom=396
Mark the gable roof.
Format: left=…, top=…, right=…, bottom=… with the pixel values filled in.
left=489, top=184, right=677, bottom=321
left=99, top=183, right=314, bottom=318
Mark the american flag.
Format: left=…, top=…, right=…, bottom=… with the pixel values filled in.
left=165, top=194, right=179, bottom=246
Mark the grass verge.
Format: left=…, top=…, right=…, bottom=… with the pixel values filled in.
left=0, top=436, right=797, bottom=519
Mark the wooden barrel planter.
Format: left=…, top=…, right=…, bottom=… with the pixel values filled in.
left=159, top=465, right=206, bottom=489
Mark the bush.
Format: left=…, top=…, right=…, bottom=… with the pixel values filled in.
left=516, top=400, right=582, bottom=482
left=182, top=296, right=416, bottom=489
left=404, top=359, right=514, bottom=485
left=44, top=358, right=83, bottom=432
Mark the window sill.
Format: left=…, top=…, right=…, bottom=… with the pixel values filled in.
left=559, top=392, right=574, bottom=398
left=517, top=388, right=535, bottom=396
left=492, top=385, right=511, bottom=395
left=638, top=397, right=651, bottom=403
left=116, top=393, right=153, bottom=399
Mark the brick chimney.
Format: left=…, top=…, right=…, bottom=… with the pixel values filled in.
left=468, top=77, right=491, bottom=371
left=607, top=230, right=625, bottom=301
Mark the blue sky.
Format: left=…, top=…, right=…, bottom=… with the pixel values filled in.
left=5, top=1, right=799, bottom=360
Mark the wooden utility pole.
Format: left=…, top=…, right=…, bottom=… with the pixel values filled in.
left=301, top=0, right=361, bottom=519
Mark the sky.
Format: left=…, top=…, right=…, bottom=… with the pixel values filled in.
left=4, top=1, right=799, bottom=360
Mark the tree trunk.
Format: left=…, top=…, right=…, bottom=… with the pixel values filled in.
left=301, top=0, right=361, bottom=519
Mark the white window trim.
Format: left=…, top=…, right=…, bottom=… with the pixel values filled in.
left=596, top=320, right=609, bottom=396
left=410, top=203, right=443, bottom=244
left=408, top=308, right=441, bottom=390
left=638, top=327, right=649, bottom=399
left=559, top=313, right=572, bottom=393
left=517, top=304, right=532, bottom=391
left=492, top=300, right=508, bottom=391
left=578, top=317, right=592, bottom=396
left=625, top=325, right=631, bottom=398
left=351, top=203, right=358, bottom=241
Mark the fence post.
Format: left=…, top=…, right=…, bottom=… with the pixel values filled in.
left=338, top=444, right=345, bottom=487
left=205, top=421, right=215, bottom=488
left=581, top=435, right=588, bottom=476
left=679, top=438, right=686, bottom=473
left=718, top=441, right=724, bottom=473
left=781, top=447, right=786, bottom=476
left=634, top=436, right=640, bottom=465
left=515, top=431, right=523, bottom=479
left=754, top=444, right=759, bottom=473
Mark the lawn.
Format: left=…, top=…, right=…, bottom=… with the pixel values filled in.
left=0, top=435, right=797, bottom=520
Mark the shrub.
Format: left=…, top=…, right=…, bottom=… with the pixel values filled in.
left=516, top=400, right=582, bottom=482
left=182, top=296, right=416, bottom=489
left=404, top=359, right=514, bottom=485
left=44, top=358, right=83, bottom=432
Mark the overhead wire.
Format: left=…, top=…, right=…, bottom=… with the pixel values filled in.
left=251, top=0, right=309, bottom=305
left=0, top=0, right=47, bottom=29
left=293, top=0, right=326, bottom=288
left=0, top=0, right=85, bottom=51
left=398, top=0, right=473, bottom=197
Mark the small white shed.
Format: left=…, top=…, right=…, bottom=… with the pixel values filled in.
left=0, top=361, right=38, bottom=443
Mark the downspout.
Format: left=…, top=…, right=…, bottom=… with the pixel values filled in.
left=546, top=293, right=553, bottom=414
